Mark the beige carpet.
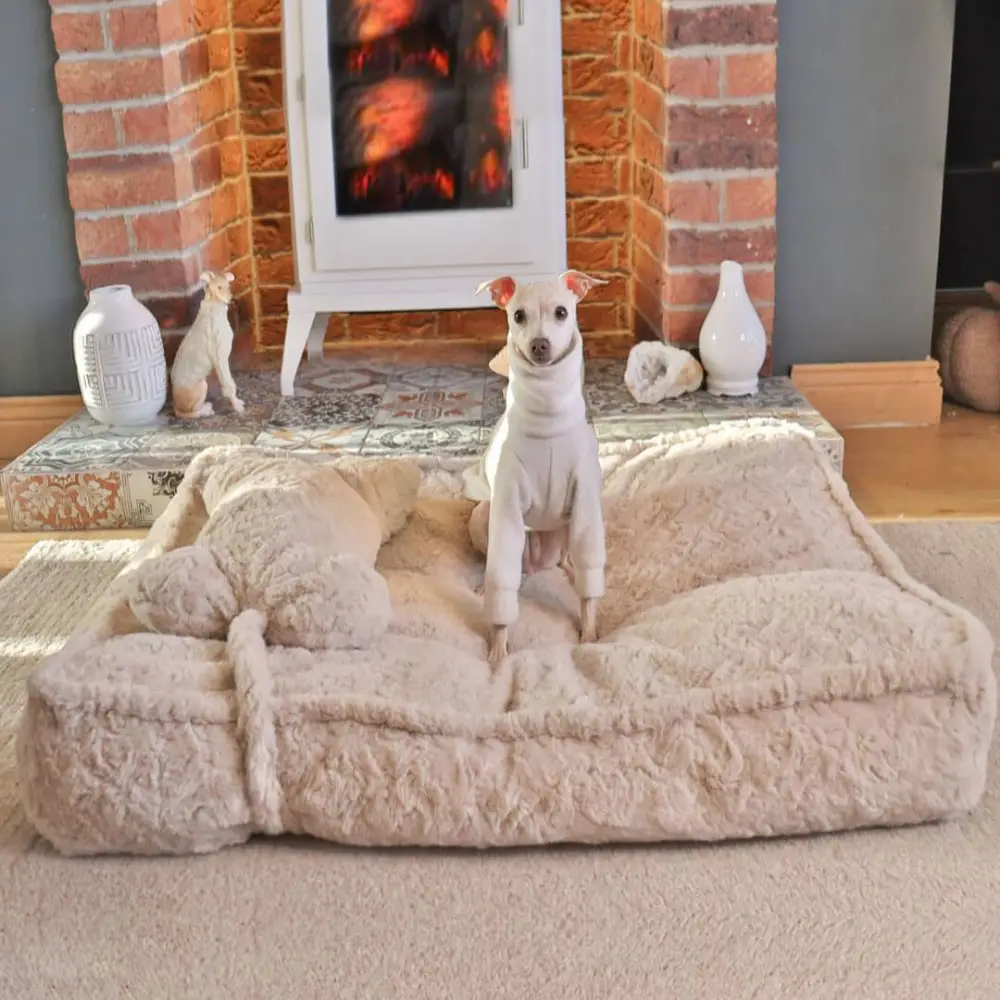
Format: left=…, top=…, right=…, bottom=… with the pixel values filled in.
left=1, top=525, right=999, bottom=998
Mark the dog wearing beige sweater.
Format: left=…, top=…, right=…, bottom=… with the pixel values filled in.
left=471, top=271, right=607, bottom=665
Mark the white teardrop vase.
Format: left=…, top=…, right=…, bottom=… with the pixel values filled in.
left=697, top=260, right=767, bottom=396
left=73, top=284, right=167, bottom=425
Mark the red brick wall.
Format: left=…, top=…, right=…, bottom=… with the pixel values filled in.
left=562, top=0, right=634, bottom=345
left=633, top=1, right=777, bottom=355
left=49, top=0, right=254, bottom=336
left=231, top=1, right=294, bottom=347
left=49, top=1, right=778, bottom=359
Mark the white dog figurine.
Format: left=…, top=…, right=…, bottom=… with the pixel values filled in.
left=473, top=270, right=607, bottom=665
left=171, top=271, right=244, bottom=419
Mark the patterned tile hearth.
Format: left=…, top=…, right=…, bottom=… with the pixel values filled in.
left=2, top=351, right=844, bottom=531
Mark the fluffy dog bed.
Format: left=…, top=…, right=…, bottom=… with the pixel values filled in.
left=17, top=421, right=996, bottom=856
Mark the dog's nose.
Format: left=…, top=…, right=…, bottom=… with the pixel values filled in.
left=529, top=338, right=551, bottom=363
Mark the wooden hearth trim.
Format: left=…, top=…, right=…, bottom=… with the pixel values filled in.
left=0, top=396, right=83, bottom=462
left=791, top=360, right=942, bottom=430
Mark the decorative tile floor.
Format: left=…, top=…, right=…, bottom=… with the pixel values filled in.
left=2, top=351, right=843, bottom=531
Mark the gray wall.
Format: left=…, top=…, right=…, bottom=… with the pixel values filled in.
left=773, top=0, right=956, bottom=372
left=0, top=1, right=84, bottom=397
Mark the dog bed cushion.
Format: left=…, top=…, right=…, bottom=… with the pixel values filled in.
left=17, top=421, right=996, bottom=856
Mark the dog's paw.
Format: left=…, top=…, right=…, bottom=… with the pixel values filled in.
left=197, top=402, right=215, bottom=417
left=230, top=397, right=245, bottom=414
left=487, top=625, right=508, bottom=666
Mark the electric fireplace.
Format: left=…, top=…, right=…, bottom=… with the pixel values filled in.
left=280, top=0, right=567, bottom=394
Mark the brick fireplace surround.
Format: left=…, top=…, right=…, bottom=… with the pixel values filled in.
left=48, top=0, right=777, bottom=358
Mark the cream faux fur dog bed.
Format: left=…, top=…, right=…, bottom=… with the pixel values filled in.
left=17, top=422, right=996, bottom=856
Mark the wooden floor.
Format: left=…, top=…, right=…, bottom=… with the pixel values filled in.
left=1, top=403, right=999, bottom=577
left=842, top=404, right=1000, bottom=521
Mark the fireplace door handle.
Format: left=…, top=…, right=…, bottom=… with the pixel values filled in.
left=516, top=0, right=525, bottom=25
left=518, top=119, right=529, bottom=170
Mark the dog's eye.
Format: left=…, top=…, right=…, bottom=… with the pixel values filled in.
left=554, top=305, right=568, bottom=321
left=513, top=309, right=526, bottom=324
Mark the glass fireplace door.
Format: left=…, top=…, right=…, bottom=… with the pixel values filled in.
left=330, top=0, right=514, bottom=217
left=301, top=0, right=561, bottom=274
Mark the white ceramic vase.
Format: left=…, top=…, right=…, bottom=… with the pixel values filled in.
left=698, top=260, right=767, bottom=396
left=73, top=284, right=167, bottom=425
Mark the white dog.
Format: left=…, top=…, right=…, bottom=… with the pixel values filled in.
left=472, top=270, right=607, bottom=665
left=171, top=271, right=244, bottom=419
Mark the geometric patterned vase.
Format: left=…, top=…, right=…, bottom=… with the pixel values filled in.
left=73, top=284, right=167, bottom=425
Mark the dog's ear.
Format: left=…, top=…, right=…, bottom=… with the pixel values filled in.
left=560, top=270, right=608, bottom=301
left=224, top=271, right=235, bottom=283
left=488, top=345, right=510, bottom=379
left=199, top=271, right=213, bottom=285
left=476, top=276, right=516, bottom=308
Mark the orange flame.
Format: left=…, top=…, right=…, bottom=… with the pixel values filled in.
left=474, top=149, right=505, bottom=193
left=401, top=45, right=450, bottom=76
left=469, top=27, right=501, bottom=70
left=354, top=0, right=419, bottom=43
left=487, top=0, right=509, bottom=16
left=404, top=168, right=456, bottom=201
left=346, top=44, right=375, bottom=75
left=350, top=163, right=456, bottom=205
left=351, top=167, right=379, bottom=200
left=349, top=42, right=449, bottom=78
left=356, top=78, right=431, bottom=163
left=491, top=77, right=511, bottom=138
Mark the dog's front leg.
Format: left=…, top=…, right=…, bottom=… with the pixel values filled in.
left=580, top=597, right=599, bottom=644
left=568, top=470, right=606, bottom=645
left=484, top=497, right=525, bottom=666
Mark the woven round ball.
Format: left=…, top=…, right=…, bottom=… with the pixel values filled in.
left=935, top=283, right=1000, bottom=412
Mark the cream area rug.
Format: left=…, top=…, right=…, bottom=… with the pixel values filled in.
left=1, top=525, right=1000, bottom=999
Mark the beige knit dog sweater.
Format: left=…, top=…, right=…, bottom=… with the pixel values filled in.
left=483, top=332, right=606, bottom=625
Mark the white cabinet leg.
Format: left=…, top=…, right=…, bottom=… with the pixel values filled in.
left=306, top=313, right=328, bottom=362
left=281, top=310, right=315, bottom=397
